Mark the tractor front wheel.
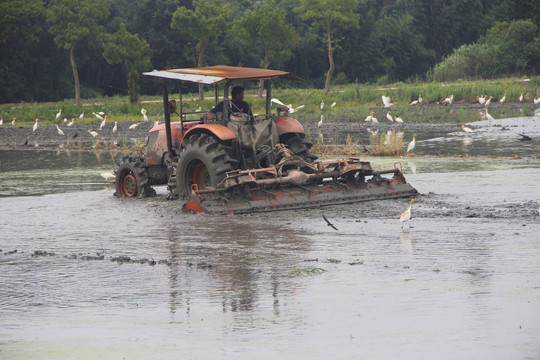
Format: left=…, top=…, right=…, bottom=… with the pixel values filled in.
left=115, top=155, right=156, bottom=198
left=176, top=134, right=238, bottom=197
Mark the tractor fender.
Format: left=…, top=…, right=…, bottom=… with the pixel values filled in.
left=183, top=124, right=236, bottom=142
left=274, top=117, right=305, bottom=136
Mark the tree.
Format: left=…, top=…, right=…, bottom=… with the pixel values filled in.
left=295, top=0, right=359, bottom=93
left=102, top=24, right=151, bottom=103
left=171, top=0, right=231, bottom=101
left=46, top=0, right=110, bottom=104
left=233, top=0, right=298, bottom=96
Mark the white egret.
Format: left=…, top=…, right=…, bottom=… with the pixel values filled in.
left=320, top=100, right=324, bottom=110
left=394, top=116, right=403, bottom=123
left=461, top=125, right=473, bottom=133
left=288, top=105, right=305, bottom=114
left=113, top=121, right=118, bottom=134
left=100, top=115, right=107, bottom=130
left=534, top=97, right=540, bottom=104
left=386, top=111, right=393, bottom=122
left=141, top=108, right=147, bottom=115
left=63, top=117, right=68, bottom=123
left=331, top=102, right=336, bottom=108
left=93, top=112, right=104, bottom=120
left=0, top=118, right=3, bottom=126
left=33, top=119, right=39, bottom=132
left=519, top=93, right=524, bottom=102
left=271, top=98, right=286, bottom=106
left=79, top=111, right=85, bottom=119
left=128, top=122, right=140, bottom=130
left=11, top=118, right=16, bottom=126
left=400, top=199, right=415, bottom=229
left=55, top=109, right=62, bottom=120
left=418, top=95, right=423, bottom=104
left=56, top=124, right=65, bottom=136
left=318, top=115, right=324, bottom=127
left=442, top=94, right=454, bottom=105
left=485, top=96, right=492, bottom=106
left=477, top=95, right=486, bottom=105
left=100, top=172, right=115, bottom=180
left=499, top=93, right=506, bottom=104
left=364, top=112, right=374, bottom=122
left=382, top=95, right=393, bottom=108
left=88, top=129, right=99, bottom=137
left=67, top=118, right=74, bottom=127
left=406, top=134, right=416, bottom=152
left=154, top=120, right=159, bottom=127
left=484, top=108, right=494, bottom=122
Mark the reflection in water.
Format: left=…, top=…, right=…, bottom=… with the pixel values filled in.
left=400, top=232, right=412, bottom=255
left=160, top=218, right=309, bottom=317
left=462, top=136, right=473, bottom=150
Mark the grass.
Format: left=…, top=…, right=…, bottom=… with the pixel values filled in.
left=289, top=265, right=327, bottom=277
left=1, top=76, right=538, bottom=126
left=366, top=131, right=405, bottom=157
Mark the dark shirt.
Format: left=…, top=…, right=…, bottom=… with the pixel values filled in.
left=210, top=100, right=253, bottom=116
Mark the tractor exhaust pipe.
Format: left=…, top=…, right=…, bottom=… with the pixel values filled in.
left=160, top=82, right=173, bottom=155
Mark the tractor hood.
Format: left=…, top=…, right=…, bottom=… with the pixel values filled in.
left=143, top=65, right=304, bottom=85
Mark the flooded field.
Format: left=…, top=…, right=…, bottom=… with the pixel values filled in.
left=1, top=116, right=540, bottom=359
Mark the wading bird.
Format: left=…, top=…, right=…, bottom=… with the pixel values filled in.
left=394, top=116, right=403, bottom=124
left=33, top=119, right=39, bottom=132
left=410, top=94, right=422, bottom=105
left=485, top=96, right=493, bottom=106
left=113, top=121, right=118, bottom=134
left=88, top=129, right=99, bottom=137
left=0, top=118, right=3, bottom=126
left=386, top=111, right=393, bottom=122
left=442, top=94, right=454, bottom=105
left=534, top=97, right=540, bottom=104
left=63, top=117, right=68, bottom=123
left=141, top=108, right=148, bottom=122
left=100, top=172, right=115, bottom=180
left=128, top=122, right=140, bottom=130
left=79, top=111, right=85, bottom=119
left=517, top=133, right=532, bottom=141
left=364, top=111, right=375, bottom=122
left=318, top=114, right=324, bottom=127
left=382, top=95, right=393, bottom=108
left=400, top=199, right=415, bottom=229
left=519, top=93, right=524, bottom=102
left=67, top=118, right=74, bottom=127
left=499, top=93, right=506, bottom=104
left=320, top=100, right=324, bottom=110
left=461, top=125, right=473, bottom=133
left=331, top=102, right=336, bottom=108
left=477, top=95, right=486, bottom=105
left=100, top=116, right=107, bottom=130
left=484, top=108, right=494, bottom=122
left=55, top=109, right=62, bottom=120
left=12, top=118, right=16, bottom=126
left=93, top=112, right=104, bottom=120
left=406, top=134, right=416, bottom=152
left=56, top=124, right=65, bottom=136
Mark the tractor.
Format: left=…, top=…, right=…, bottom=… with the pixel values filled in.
left=114, top=65, right=417, bottom=214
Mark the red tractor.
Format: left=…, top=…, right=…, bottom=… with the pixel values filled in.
left=115, top=65, right=416, bottom=213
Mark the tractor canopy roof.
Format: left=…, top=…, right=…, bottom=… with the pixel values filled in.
left=143, top=65, right=303, bottom=85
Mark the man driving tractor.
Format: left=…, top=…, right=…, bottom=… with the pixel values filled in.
left=208, top=85, right=253, bottom=121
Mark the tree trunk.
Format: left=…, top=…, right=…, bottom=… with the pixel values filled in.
left=197, top=43, right=206, bottom=102
left=70, top=41, right=80, bottom=104
left=324, top=26, right=334, bottom=94
left=257, top=48, right=271, bottom=97
left=128, top=70, right=139, bottom=104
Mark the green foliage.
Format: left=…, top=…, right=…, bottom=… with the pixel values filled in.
left=0, top=0, right=44, bottom=44
left=171, top=0, right=231, bottom=61
left=102, top=23, right=151, bottom=103
left=431, top=19, right=539, bottom=81
left=233, top=0, right=298, bottom=69
left=46, top=0, right=110, bottom=50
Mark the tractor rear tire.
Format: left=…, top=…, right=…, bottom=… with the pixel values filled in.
left=175, top=134, right=238, bottom=197
left=281, top=133, right=318, bottom=163
left=115, top=155, right=156, bottom=198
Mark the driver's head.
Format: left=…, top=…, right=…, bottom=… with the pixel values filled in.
left=231, top=86, right=245, bottom=101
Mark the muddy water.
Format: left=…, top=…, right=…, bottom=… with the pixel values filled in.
left=1, top=135, right=540, bottom=358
